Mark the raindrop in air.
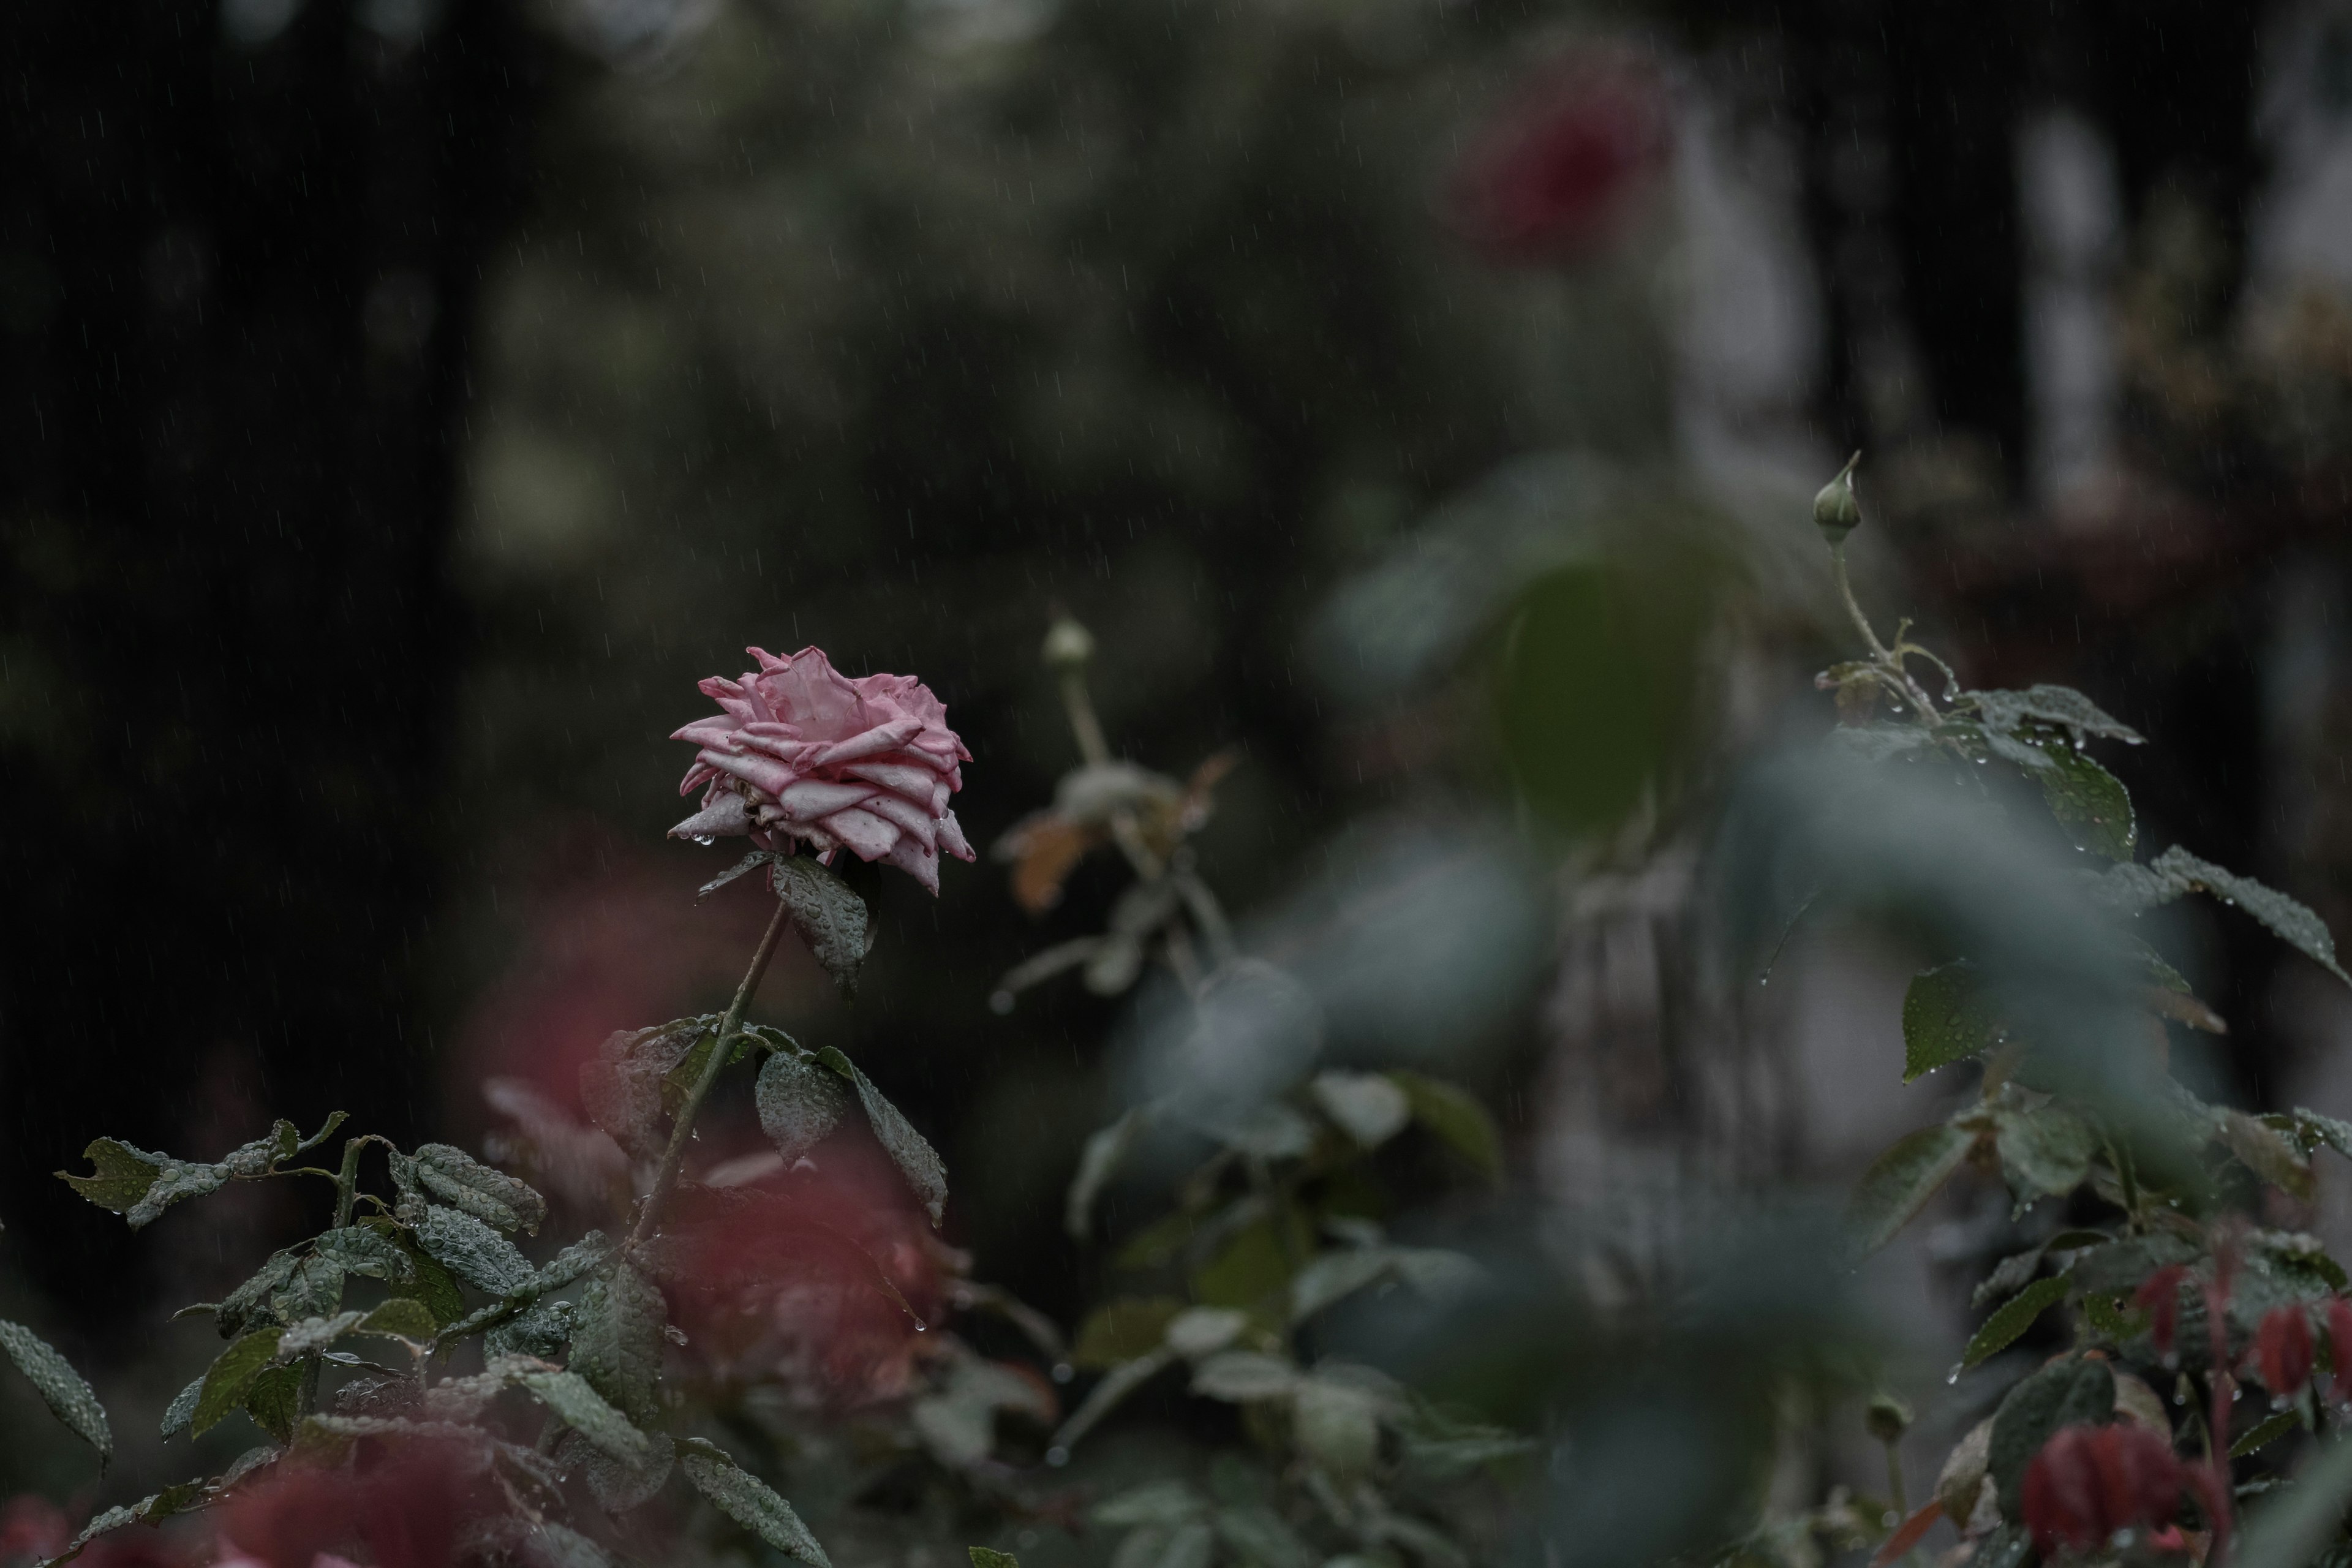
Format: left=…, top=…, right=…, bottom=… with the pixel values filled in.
left=1046, top=1446, right=1070, bottom=1468
left=989, top=990, right=1014, bottom=1015
left=1051, top=1362, right=1074, bottom=1383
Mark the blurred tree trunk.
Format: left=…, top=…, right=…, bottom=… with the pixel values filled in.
left=0, top=0, right=537, bottom=1327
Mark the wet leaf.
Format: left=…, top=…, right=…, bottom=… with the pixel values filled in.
left=680, top=1436, right=831, bottom=1566
left=2094, top=846, right=2351, bottom=986
left=970, top=1551, right=1022, bottom=1568
left=1902, top=962, right=2008, bottom=1081
left=0, top=1320, right=111, bottom=1462
left=415, top=1204, right=535, bottom=1295
left=817, top=1048, right=946, bottom=1225
left=1848, top=1123, right=1977, bottom=1254
left=358, top=1298, right=438, bottom=1340
left=412, top=1144, right=547, bottom=1235
left=194, top=1329, right=285, bottom=1438
left=1190, top=1351, right=1299, bottom=1401
left=2222, top=1109, right=2316, bottom=1199
left=1961, top=1275, right=2071, bottom=1369
left=755, top=1050, right=851, bottom=1164
left=773, top=854, right=873, bottom=997
left=1970, top=685, right=2142, bottom=745
left=1988, top=1355, right=2113, bottom=1517
left=571, top=1259, right=666, bottom=1426
left=2035, top=745, right=2136, bottom=861
left=42, top=1480, right=206, bottom=1568
left=57, top=1139, right=161, bottom=1214
left=1992, top=1104, right=2097, bottom=1200
left=512, top=1365, right=657, bottom=1471
left=244, top=1363, right=302, bottom=1445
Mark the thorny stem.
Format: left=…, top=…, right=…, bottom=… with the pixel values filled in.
left=628, top=898, right=792, bottom=1250
left=1829, top=543, right=1944, bottom=726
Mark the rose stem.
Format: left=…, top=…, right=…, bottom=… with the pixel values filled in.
left=628, top=897, right=791, bottom=1250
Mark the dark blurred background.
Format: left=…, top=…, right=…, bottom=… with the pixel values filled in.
left=9, top=0, right=2352, bottom=1482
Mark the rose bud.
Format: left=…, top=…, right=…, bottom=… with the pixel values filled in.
left=2256, top=1303, right=2315, bottom=1398
left=671, top=646, right=974, bottom=894
left=1814, top=453, right=1863, bottom=545
left=2020, top=1423, right=2181, bottom=1556
left=2329, top=1297, right=2352, bottom=1403
left=2132, top=1264, right=2191, bottom=1362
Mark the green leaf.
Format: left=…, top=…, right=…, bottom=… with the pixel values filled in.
left=359, top=1298, right=439, bottom=1340
left=2068, top=1234, right=2200, bottom=1295
left=0, top=1320, right=111, bottom=1463
left=772, top=854, right=875, bottom=998
left=41, top=1480, right=207, bottom=1568
left=194, top=1329, right=285, bottom=1438
left=244, top=1363, right=302, bottom=1445
left=582, top=1021, right=707, bottom=1160
left=699, top=848, right=778, bottom=900
left=123, top=1155, right=233, bottom=1228
left=1848, top=1123, right=1977, bottom=1254
left=679, top=1436, right=832, bottom=1567
left=2222, top=1109, right=2316, bottom=1199
left=1072, top=1298, right=1187, bottom=1370
left=2098, top=846, right=2352, bottom=986
left=2291, top=1107, right=2352, bottom=1160
left=816, top=1048, right=947, bottom=1226
left=1067, top=1106, right=1147, bottom=1240
left=1190, top=1351, right=1300, bottom=1401
left=311, top=1226, right=415, bottom=1283
left=411, top=1144, right=547, bottom=1235
left=1988, top=1355, right=2113, bottom=1517
left=2232, top=1408, right=2302, bottom=1458
left=413, top=1204, right=535, bottom=1294
left=2036, top=745, right=2136, bottom=861
left=1961, top=1275, right=2071, bottom=1369
left=1970, top=685, right=2143, bottom=745
left=213, top=1253, right=300, bottom=1338
left=57, top=1139, right=161, bottom=1214
left=1902, top=962, right=2008, bottom=1081
left=510, top=1364, right=655, bottom=1469
left=1389, top=1071, right=1504, bottom=1186
left=970, top=1551, right=1022, bottom=1568
left=384, top=1226, right=468, bottom=1326
left=571, top=1259, right=666, bottom=1425
left=572, top=1428, right=674, bottom=1513
left=755, top=1050, right=851, bottom=1164
left=1992, top=1104, right=2097, bottom=1200
left=159, top=1373, right=203, bottom=1441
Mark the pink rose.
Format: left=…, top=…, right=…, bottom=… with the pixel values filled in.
left=669, top=646, right=975, bottom=894
left=1446, top=49, right=1671, bottom=265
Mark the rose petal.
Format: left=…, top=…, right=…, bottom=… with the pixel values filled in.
left=820, top=806, right=900, bottom=859
left=883, top=833, right=941, bottom=894
left=861, top=791, right=939, bottom=850
left=775, top=778, right=881, bottom=821
left=704, top=748, right=798, bottom=799
left=669, top=791, right=754, bottom=840
left=803, top=716, right=926, bottom=770
left=938, top=809, right=974, bottom=862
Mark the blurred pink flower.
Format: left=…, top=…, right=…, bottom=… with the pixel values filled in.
left=1446, top=48, right=1671, bottom=264
left=671, top=646, right=975, bottom=894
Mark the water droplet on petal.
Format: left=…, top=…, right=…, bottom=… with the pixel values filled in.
left=692, top=834, right=717, bottom=846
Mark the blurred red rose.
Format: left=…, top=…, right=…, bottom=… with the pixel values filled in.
left=2132, top=1264, right=2191, bottom=1362
left=217, top=1443, right=498, bottom=1568
left=2255, top=1304, right=2315, bottom=1397
left=1446, top=48, right=1672, bottom=264
left=2020, top=1423, right=2181, bottom=1556
left=2329, top=1297, right=2352, bottom=1403
left=655, top=1135, right=944, bottom=1405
